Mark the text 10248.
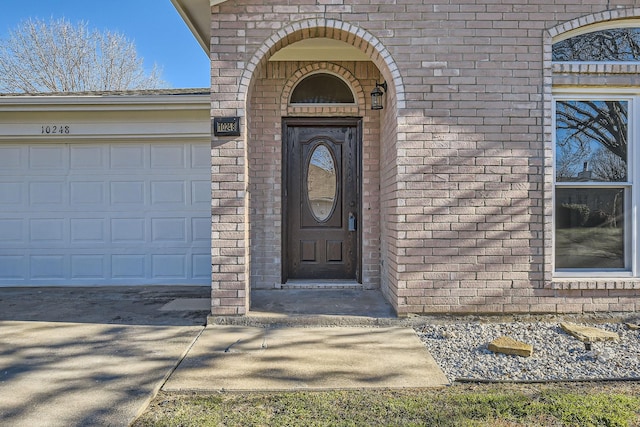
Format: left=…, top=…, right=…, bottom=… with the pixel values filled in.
left=41, top=125, right=70, bottom=134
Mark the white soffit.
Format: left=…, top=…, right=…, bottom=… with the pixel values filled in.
left=171, top=0, right=213, bottom=53
left=270, top=38, right=371, bottom=61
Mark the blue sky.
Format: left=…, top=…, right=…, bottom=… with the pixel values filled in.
left=0, top=0, right=210, bottom=88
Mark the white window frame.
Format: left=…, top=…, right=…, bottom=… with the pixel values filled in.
left=552, top=90, right=640, bottom=278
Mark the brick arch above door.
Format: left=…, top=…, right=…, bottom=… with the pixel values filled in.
left=237, top=18, right=405, bottom=111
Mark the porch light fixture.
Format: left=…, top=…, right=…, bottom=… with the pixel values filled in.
left=370, top=81, right=387, bottom=110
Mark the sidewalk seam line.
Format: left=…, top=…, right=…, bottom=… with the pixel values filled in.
left=161, top=326, right=207, bottom=389
left=129, top=326, right=206, bottom=426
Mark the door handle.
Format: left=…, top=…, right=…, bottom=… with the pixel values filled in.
left=348, top=212, right=357, bottom=232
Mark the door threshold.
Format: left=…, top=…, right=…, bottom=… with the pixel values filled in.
left=282, top=279, right=363, bottom=289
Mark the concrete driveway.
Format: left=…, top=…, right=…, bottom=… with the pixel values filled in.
left=0, top=286, right=209, bottom=427
left=0, top=287, right=450, bottom=426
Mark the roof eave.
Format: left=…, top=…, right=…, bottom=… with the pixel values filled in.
left=0, top=91, right=211, bottom=112
left=171, top=0, right=221, bottom=53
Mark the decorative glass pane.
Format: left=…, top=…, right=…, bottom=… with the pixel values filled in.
left=553, top=28, right=640, bottom=61
left=555, top=188, right=626, bottom=269
left=555, top=100, right=628, bottom=182
left=307, top=145, right=337, bottom=222
left=291, top=74, right=355, bottom=104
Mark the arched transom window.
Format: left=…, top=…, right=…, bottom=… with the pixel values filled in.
left=290, top=73, right=355, bottom=104
left=553, top=26, right=640, bottom=62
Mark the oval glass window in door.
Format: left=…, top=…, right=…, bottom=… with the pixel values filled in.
left=307, top=144, right=337, bottom=222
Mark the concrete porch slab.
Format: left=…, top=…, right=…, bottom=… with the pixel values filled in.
left=250, top=288, right=396, bottom=318
left=163, top=325, right=450, bottom=392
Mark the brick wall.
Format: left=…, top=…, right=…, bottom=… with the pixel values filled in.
left=209, top=0, right=640, bottom=316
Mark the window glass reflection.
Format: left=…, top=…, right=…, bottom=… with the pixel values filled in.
left=307, top=144, right=337, bottom=222
left=555, top=188, right=626, bottom=269
left=555, top=100, right=628, bottom=182
left=291, top=74, right=355, bottom=104
left=553, top=28, right=640, bottom=61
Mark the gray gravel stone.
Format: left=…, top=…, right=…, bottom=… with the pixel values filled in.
left=415, top=322, right=640, bottom=382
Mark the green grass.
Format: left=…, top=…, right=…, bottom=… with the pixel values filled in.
left=133, top=384, right=640, bottom=427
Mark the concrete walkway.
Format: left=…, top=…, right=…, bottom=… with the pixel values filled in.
left=165, top=325, right=449, bottom=392
left=0, top=287, right=448, bottom=426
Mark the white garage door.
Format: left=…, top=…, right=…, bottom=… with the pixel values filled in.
left=0, top=142, right=211, bottom=285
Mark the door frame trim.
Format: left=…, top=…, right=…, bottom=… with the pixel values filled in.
left=281, top=117, right=363, bottom=284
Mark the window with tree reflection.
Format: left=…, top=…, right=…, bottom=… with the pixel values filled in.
left=553, top=27, right=640, bottom=61
left=555, top=100, right=628, bottom=182
left=554, top=99, right=630, bottom=272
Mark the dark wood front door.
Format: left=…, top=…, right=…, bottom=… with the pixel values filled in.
left=283, top=118, right=361, bottom=282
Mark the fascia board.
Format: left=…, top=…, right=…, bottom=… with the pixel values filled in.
left=171, top=0, right=213, bottom=53
left=0, top=94, right=211, bottom=112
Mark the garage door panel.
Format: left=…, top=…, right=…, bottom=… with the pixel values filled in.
left=193, top=254, right=212, bottom=279
left=111, top=181, right=145, bottom=205
left=112, top=255, right=146, bottom=279
left=0, top=142, right=211, bottom=285
left=0, top=219, right=23, bottom=241
left=0, top=256, right=25, bottom=279
left=192, top=180, right=210, bottom=205
left=111, top=218, right=146, bottom=242
left=70, top=145, right=107, bottom=169
left=152, top=218, right=187, bottom=242
left=152, top=254, right=187, bottom=279
left=0, top=146, right=22, bottom=170
left=70, top=182, right=106, bottom=205
left=30, top=181, right=65, bottom=205
left=192, top=218, right=210, bottom=242
left=151, top=181, right=186, bottom=205
left=30, top=146, right=66, bottom=169
left=191, top=144, right=210, bottom=168
left=70, top=218, right=105, bottom=242
left=0, top=182, right=22, bottom=205
left=151, top=144, right=186, bottom=168
left=30, top=255, right=65, bottom=279
left=30, top=219, right=65, bottom=242
left=71, top=255, right=105, bottom=279
left=110, top=145, right=145, bottom=169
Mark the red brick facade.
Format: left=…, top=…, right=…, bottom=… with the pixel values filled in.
left=199, top=1, right=640, bottom=316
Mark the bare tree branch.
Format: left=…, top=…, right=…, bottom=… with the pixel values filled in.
left=556, top=100, right=627, bottom=159
left=556, top=100, right=628, bottom=182
left=553, top=28, right=640, bottom=61
left=0, top=18, right=168, bottom=93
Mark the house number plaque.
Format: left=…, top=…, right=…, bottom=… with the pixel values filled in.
left=213, top=117, right=240, bottom=136
left=41, top=125, right=71, bottom=134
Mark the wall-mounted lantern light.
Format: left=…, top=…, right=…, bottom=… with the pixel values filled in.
left=370, top=81, right=387, bottom=110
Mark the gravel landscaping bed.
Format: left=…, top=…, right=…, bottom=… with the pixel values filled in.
left=416, top=321, right=640, bottom=383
